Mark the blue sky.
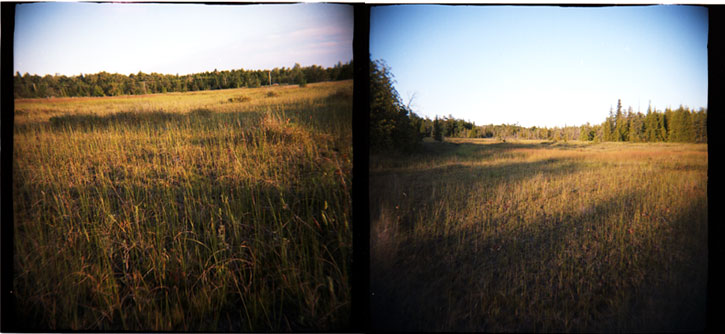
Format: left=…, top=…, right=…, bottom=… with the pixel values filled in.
left=371, top=5, right=708, bottom=127
left=15, top=3, right=353, bottom=76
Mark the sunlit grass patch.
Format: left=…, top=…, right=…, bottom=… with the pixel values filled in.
left=14, top=80, right=352, bottom=331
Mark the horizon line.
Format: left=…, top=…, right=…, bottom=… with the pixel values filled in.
left=14, top=59, right=354, bottom=78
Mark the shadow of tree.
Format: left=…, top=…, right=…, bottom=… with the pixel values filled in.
left=48, top=110, right=187, bottom=130
left=370, top=156, right=581, bottom=234
left=12, top=109, right=266, bottom=134
left=370, top=160, right=707, bottom=332
left=372, top=140, right=587, bottom=171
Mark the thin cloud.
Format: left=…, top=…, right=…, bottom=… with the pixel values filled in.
left=15, top=3, right=353, bottom=76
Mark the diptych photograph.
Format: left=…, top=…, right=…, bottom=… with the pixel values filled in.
left=1, top=2, right=715, bottom=333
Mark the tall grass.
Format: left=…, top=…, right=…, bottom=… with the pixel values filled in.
left=370, top=138, right=707, bottom=332
left=13, top=81, right=352, bottom=331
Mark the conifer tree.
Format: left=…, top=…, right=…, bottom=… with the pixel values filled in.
left=664, top=108, right=675, bottom=142
left=679, top=106, right=695, bottom=142
left=656, top=111, right=668, bottom=142
left=644, top=106, right=656, bottom=142
left=628, top=112, right=644, bottom=142
left=693, top=108, right=707, bottom=143
left=602, top=110, right=613, bottom=142
left=433, top=116, right=443, bottom=142
left=614, top=101, right=626, bottom=141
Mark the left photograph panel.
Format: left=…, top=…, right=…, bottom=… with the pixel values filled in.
left=12, top=2, right=353, bottom=331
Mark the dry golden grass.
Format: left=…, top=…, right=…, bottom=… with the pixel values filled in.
left=13, top=81, right=352, bottom=331
left=370, top=138, right=707, bottom=332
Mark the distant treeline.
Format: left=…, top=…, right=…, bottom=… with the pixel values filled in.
left=580, top=100, right=707, bottom=143
left=370, top=58, right=707, bottom=154
left=413, top=101, right=707, bottom=143
left=14, top=61, right=353, bottom=98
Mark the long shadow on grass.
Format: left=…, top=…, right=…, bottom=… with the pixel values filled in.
left=372, top=140, right=587, bottom=171
left=370, top=182, right=707, bottom=332
left=370, top=156, right=581, bottom=233
left=49, top=110, right=187, bottom=130
left=371, top=190, right=627, bottom=332
left=14, top=109, right=266, bottom=133
left=371, top=152, right=586, bottom=331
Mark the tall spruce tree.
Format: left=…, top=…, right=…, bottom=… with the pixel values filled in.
left=644, top=106, right=657, bottom=142
left=614, top=100, right=625, bottom=141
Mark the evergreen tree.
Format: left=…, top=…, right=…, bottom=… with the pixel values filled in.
left=644, top=106, right=659, bottom=142
left=679, top=106, right=695, bottom=142
left=628, top=112, right=644, bottom=142
left=614, top=101, right=626, bottom=141
left=433, top=116, right=443, bottom=142
left=656, top=111, right=668, bottom=142
left=602, top=112, right=613, bottom=142
left=664, top=108, right=675, bottom=142
left=693, top=108, right=707, bottom=143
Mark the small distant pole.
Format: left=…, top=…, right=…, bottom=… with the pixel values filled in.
left=268, top=70, right=271, bottom=86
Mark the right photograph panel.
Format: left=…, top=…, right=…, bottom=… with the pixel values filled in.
left=369, top=5, right=708, bottom=332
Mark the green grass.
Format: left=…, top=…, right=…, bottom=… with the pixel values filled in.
left=13, top=81, right=352, bottom=331
left=370, top=138, right=707, bottom=332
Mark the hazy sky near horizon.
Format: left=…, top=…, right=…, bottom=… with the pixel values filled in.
left=371, top=5, right=708, bottom=127
left=15, top=3, right=353, bottom=76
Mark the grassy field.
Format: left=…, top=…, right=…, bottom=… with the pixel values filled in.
left=13, top=80, right=352, bottom=331
left=370, top=138, right=707, bottom=332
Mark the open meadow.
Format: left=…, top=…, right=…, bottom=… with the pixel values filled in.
left=370, top=138, right=707, bottom=332
left=13, top=80, right=352, bottom=330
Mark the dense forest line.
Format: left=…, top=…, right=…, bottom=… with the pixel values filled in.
left=14, top=61, right=353, bottom=98
left=413, top=101, right=707, bottom=143
left=370, top=59, right=707, bottom=154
